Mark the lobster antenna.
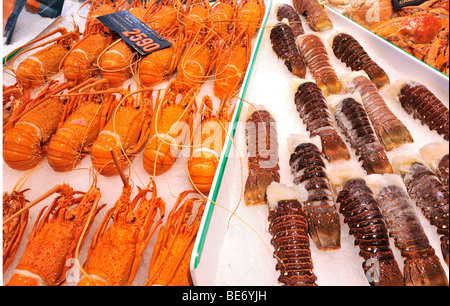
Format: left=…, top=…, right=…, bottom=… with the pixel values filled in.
left=110, top=148, right=129, bottom=187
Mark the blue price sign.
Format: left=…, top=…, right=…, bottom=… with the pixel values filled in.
left=97, top=10, right=172, bottom=56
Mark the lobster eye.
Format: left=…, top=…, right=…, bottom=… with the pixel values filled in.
left=68, top=215, right=75, bottom=221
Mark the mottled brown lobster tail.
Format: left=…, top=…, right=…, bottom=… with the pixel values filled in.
left=344, top=74, right=413, bottom=151
left=294, top=82, right=350, bottom=163
left=292, top=0, right=333, bottom=32
left=336, top=178, right=404, bottom=286
left=244, top=109, right=280, bottom=206
left=438, top=154, right=449, bottom=191
left=333, top=97, right=393, bottom=174
left=267, top=184, right=317, bottom=286
left=276, top=4, right=304, bottom=37
left=297, top=35, right=341, bottom=95
left=373, top=179, right=448, bottom=286
left=398, top=82, right=449, bottom=141
left=332, top=33, right=390, bottom=88
left=289, top=141, right=341, bottom=250
left=401, top=162, right=449, bottom=266
left=270, top=22, right=306, bottom=78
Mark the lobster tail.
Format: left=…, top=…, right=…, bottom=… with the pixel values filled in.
left=244, top=109, right=280, bottom=206
left=289, top=141, right=341, bottom=251
left=143, top=135, right=178, bottom=176
left=404, top=256, right=449, bottom=286
left=3, top=122, right=44, bottom=170
left=47, top=131, right=83, bottom=172
left=294, top=81, right=350, bottom=163
left=267, top=183, right=317, bottom=286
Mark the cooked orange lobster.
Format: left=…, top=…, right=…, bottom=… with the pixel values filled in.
left=3, top=81, right=69, bottom=171
left=143, top=83, right=197, bottom=176
left=214, top=28, right=251, bottom=102
left=208, top=0, right=237, bottom=40
left=6, top=182, right=104, bottom=286
left=5, top=26, right=80, bottom=91
left=46, top=79, right=115, bottom=172
left=138, top=28, right=187, bottom=88
left=78, top=166, right=165, bottom=286
left=3, top=189, right=29, bottom=273
left=188, top=96, right=231, bottom=194
left=175, top=30, right=217, bottom=92
left=62, top=0, right=118, bottom=83
left=236, top=0, right=265, bottom=38
left=145, top=190, right=206, bottom=286
left=90, top=89, right=153, bottom=177
left=182, top=0, right=210, bottom=39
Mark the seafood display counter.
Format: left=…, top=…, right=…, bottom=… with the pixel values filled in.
left=191, top=0, right=449, bottom=285
left=2, top=0, right=449, bottom=286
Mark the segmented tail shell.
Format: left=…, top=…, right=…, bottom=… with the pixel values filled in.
left=244, top=109, right=280, bottom=206
left=268, top=184, right=317, bottom=286
left=270, top=22, right=306, bottom=78
left=343, top=74, right=413, bottom=151
left=438, top=154, right=449, bottom=191
left=294, top=82, right=350, bottom=163
left=289, top=142, right=341, bottom=251
left=401, top=162, right=449, bottom=266
left=276, top=3, right=305, bottom=37
left=374, top=180, right=448, bottom=285
left=297, top=34, right=341, bottom=95
left=292, top=0, right=333, bottom=32
left=332, top=33, right=390, bottom=88
left=47, top=103, right=102, bottom=172
left=336, top=178, right=404, bottom=286
left=3, top=98, right=65, bottom=171
left=398, top=82, right=449, bottom=141
left=99, top=40, right=134, bottom=88
left=333, top=97, right=393, bottom=175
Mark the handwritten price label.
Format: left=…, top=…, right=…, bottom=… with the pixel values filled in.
left=97, top=11, right=171, bottom=56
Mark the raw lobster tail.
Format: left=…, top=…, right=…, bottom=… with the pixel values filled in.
left=267, top=183, right=317, bottom=286
left=332, top=96, right=393, bottom=175
left=369, top=174, right=449, bottom=285
left=244, top=108, right=280, bottom=206
left=294, top=81, right=350, bottom=163
left=276, top=3, right=305, bottom=37
left=419, top=142, right=449, bottom=191
left=3, top=190, right=29, bottom=273
left=342, top=73, right=413, bottom=151
left=292, top=0, right=333, bottom=32
left=336, top=178, right=404, bottom=286
left=297, top=34, right=341, bottom=96
left=270, top=22, right=306, bottom=79
left=394, top=158, right=449, bottom=266
left=331, top=33, right=390, bottom=88
left=289, top=140, right=341, bottom=251
left=398, top=82, right=449, bottom=141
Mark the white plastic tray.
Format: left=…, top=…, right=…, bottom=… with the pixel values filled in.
left=191, top=0, right=449, bottom=286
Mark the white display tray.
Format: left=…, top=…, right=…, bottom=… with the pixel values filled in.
left=191, top=0, right=449, bottom=286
